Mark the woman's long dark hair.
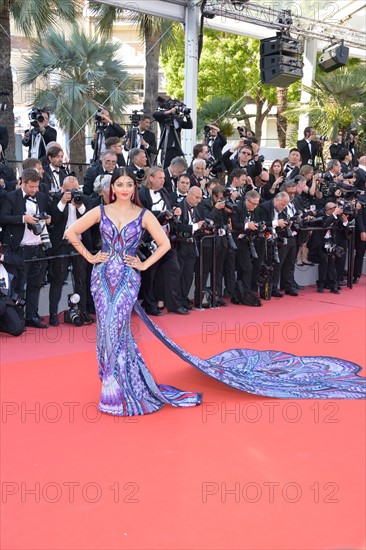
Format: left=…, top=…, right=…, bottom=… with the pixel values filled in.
left=109, top=168, right=143, bottom=207
left=269, top=159, right=284, bottom=176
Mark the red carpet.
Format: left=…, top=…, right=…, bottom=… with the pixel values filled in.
left=1, top=282, right=365, bottom=550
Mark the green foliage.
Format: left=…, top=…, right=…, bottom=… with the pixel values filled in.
left=2, top=0, right=79, bottom=37
left=20, top=26, right=131, bottom=135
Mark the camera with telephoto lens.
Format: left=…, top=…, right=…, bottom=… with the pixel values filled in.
left=70, top=188, right=83, bottom=205
left=64, top=293, right=84, bottom=327
left=94, top=108, right=108, bottom=127
left=157, top=97, right=191, bottom=118
left=204, top=125, right=211, bottom=135
left=324, top=241, right=345, bottom=259
left=338, top=199, right=357, bottom=221
left=129, top=110, right=145, bottom=127
left=28, top=107, right=45, bottom=127
left=315, top=134, right=328, bottom=141
left=27, top=212, right=50, bottom=236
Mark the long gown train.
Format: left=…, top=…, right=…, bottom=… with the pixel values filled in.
left=91, top=205, right=365, bottom=417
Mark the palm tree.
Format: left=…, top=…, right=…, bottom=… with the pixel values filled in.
left=286, top=65, right=366, bottom=142
left=20, top=26, right=131, bottom=164
left=0, top=0, right=79, bottom=160
left=90, top=3, right=175, bottom=120
left=197, top=96, right=236, bottom=137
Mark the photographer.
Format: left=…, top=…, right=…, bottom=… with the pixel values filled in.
left=126, top=148, right=147, bottom=185
left=91, top=107, right=125, bottom=157
left=232, top=190, right=265, bottom=304
left=83, top=151, right=118, bottom=196
left=153, top=98, right=193, bottom=168
left=175, top=187, right=205, bottom=310
left=0, top=248, right=25, bottom=336
left=353, top=196, right=366, bottom=284
left=193, top=185, right=234, bottom=308
left=339, top=149, right=353, bottom=175
left=283, top=148, right=302, bottom=180
left=353, top=156, right=366, bottom=192
left=22, top=107, right=57, bottom=159
left=189, top=159, right=210, bottom=195
left=330, top=130, right=345, bottom=160
left=347, top=130, right=359, bottom=168
left=314, top=159, right=344, bottom=208
left=0, top=169, right=50, bottom=327
left=139, top=167, right=188, bottom=316
left=104, top=137, right=126, bottom=167
left=297, top=127, right=321, bottom=167
left=308, top=202, right=345, bottom=294
left=203, top=124, right=227, bottom=173
left=222, top=142, right=262, bottom=181
left=163, top=157, right=188, bottom=194
left=42, top=145, right=68, bottom=193
left=186, top=144, right=209, bottom=175
left=124, top=115, right=157, bottom=165
left=48, top=176, right=93, bottom=326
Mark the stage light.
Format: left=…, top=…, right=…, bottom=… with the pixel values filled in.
left=318, top=41, right=349, bottom=72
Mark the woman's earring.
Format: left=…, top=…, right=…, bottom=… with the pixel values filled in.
left=132, top=193, right=135, bottom=201
left=112, top=192, right=116, bottom=201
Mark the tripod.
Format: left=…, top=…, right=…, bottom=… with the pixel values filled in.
left=127, top=124, right=152, bottom=168
left=92, top=123, right=106, bottom=165
left=157, top=119, right=184, bottom=168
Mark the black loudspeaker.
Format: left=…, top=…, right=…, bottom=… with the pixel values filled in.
left=261, top=64, right=304, bottom=87
left=318, top=44, right=349, bottom=72
left=260, top=34, right=303, bottom=87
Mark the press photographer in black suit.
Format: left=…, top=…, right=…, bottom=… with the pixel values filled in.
left=297, top=127, right=320, bottom=167
left=163, top=157, right=188, bottom=194
left=91, top=107, right=125, bottom=156
left=222, top=141, right=262, bottom=180
left=22, top=108, right=57, bottom=159
left=48, top=176, right=93, bottom=326
left=175, top=187, right=205, bottom=310
left=232, top=190, right=264, bottom=299
left=204, top=124, right=227, bottom=163
left=0, top=169, right=51, bottom=327
left=124, top=115, right=157, bottom=165
left=42, top=146, right=68, bottom=193
left=138, top=167, right=188, bottom=315
left=153, top=101, right=193, bottom=168
left=0, top=248, right=25, bottom=336
left=83, top=151, right=118, bottom=196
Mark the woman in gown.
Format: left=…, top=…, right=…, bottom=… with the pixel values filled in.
left=65, top=168, right=365, bottom=417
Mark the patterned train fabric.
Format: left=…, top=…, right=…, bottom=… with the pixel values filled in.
left=92, top=205, right=365, bottom=417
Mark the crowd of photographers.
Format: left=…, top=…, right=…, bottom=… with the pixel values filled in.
left=0, top=100, right=365, bottom=334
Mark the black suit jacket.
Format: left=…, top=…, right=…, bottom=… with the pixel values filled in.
left=232, top=201, right=262, bottom=233
left=163, top=168, right=177, bottom=194
left=138, top=187, right=173, bottom=213
left=258, top=199, right=277, bottom=229
left=83, top=164, right=113, bottom=196
left=49, top=194, right=93, bottom=251
left=0, top=162, right=17, bottom=191
left=209, top=132, right=227, bottom=160
left=297, top=138, right=319, bottom=166
left=354, top=167, right=366, bottom=191
left=0, top=188, right=49, bottom=249
left=124, top=129, right=157, bottom=162
left=221, top=149, right=262, bottom=180
left=22, top=126, right=57, bottom=159
left=42, top=164, right=69, bottom=192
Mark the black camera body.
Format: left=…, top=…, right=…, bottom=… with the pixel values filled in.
left=28, top=107, right=45, bottom=128
left=129, top=110, right=145, bottom=127
left=64, top=294, right=84, bottom=327
left=70, top=189, right=83, bottom=205
left=27, top=212, right=50, bottom=236
left=94, top=108, right=108, bottom=127
left=157, top=97, right=191, bottom=118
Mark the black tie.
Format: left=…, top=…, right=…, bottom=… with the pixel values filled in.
left=153, top=190, right=161, bottom=195
left=178, top=194, right=186, bottom=198
left=53, top=170, right=59, bottom=174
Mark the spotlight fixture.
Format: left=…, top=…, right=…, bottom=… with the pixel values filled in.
left=318, top=41, right=349, bottom=72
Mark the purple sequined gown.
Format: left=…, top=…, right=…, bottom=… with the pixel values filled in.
left=92, top=206, right=365, bottom=416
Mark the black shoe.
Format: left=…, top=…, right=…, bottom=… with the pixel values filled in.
left=25, top=317, right=49, bottom=329
left=353, top=277, right=360, bottom=284
left=169, top=307, right=189, bottom=315
left=231, top=297, right=240, bottom=305
left=285, top=289, right=299, bottom=296
left=338, top=281, right=347, bottom=287
left=272, top=290, right=284, bottom=298
left=294, top=284, right=304, bottom=290
left=80, top=311, right=95, bottom=324
left=215, top=300, right=227, bottom=307
left=330, top=287, right=340, bottom=294
left=317, top=287, right=324, bottom=293
left=145, top=308, right=163, bottom=316
left=185, top=303, right=194, bottom=310
left=49, top=314, right=59, bottom=326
